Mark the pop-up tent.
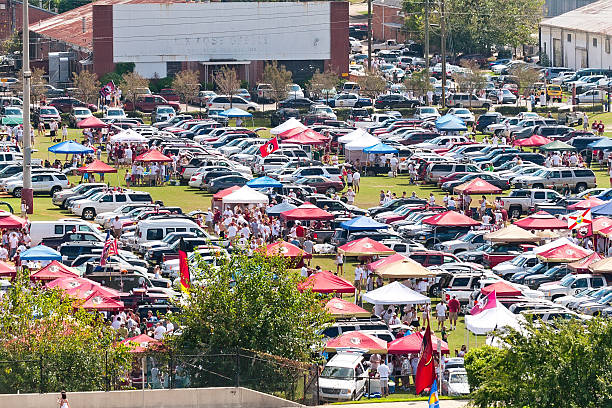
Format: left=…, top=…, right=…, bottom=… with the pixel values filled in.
left=484, top=224, right=540, bottom=243
left=481, top=281, right=522, bottom=297
left=338, top=237, right=395, bottom=256
left=344, top=133, right=380, bottom=162
left=363, top=142, right=398, bottom=154
left=423, top=210, right=480, bottom=227
left=77, top=116, right=108, bottom=129
left=297, top=271, right=355, bottom=294
left=0, top=211, right=26, bottom=229
left=536, top=243, right=592, bottom=262
left=48, top=140, right=94, bottom=155
left=270, top=118, right=306, bottom=135
left=388, top=332, right=449, bottom=354
left=514, top=211, right=568, bottom=230
left=0, top=261, right=16, bottom=278
left=77, top=160, right=117, bottom=174
left=465, top=303, right=523, bottom=335
left=435, top=114, right=467, bottom=132
left=79, top=289, right=125, bottom=311
left=453, top=178, right=501, bottom=195
left=325, top=298, right=371, bottom=318
left=246, top=176, right=283, bottom=189
left=514, top=135, right=552, bottom=147
left=338, top=128, right=370, bottom=144
left=340, top=216, right=389, bottom=231
left=325, top=331, right=387, bottom=354
left=211, top=185, right=241, bottom=209
left=220, top=107, right=252, bottom=118
left=110, top=129, right=148, bottom=143
left=134, top=149, right=172, bottom=163
left=20, top=245, right=62, bottom=261
left=280, top=203, right=334, bottom=221
left=567, top=196, right=605, bottom=211
left=222, top=185, right=269, bottom=206
left=30, top=260, right=80, bottom=281
left=375, top=258, right=436, bottom=279
left=362, top=281, right=430, bottom=305
left=266, top=202, right=297, bottom=216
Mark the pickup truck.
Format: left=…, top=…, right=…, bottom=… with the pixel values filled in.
left=123, top=95, right=181, bottom=113
left=497, top=188, right=563, bottom=219
left=373, top=39, right=403, bottom=52
left=483, top=243, right=537, bottom=268
left=541, top=273, right=608, bottom=301
left=533, top=197, right=582, bottom=216
left=253, top=83, right=273, bottom=103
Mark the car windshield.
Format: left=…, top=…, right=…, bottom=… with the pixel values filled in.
left=532, top=169, right=548, bottom=177
left=544, top=267, right=562, bottom=277
left=421, top=108, right=436, bottom=113
left=449, top=373, right=468, bottom=383
left=511, top=255, right=529, bottom=266
left=597, top=293, right=612, bottom=304
left=5, top=108, right=20, bottom=115
left=289, top=85, right=300, bottom=91
left=74, top=109, right=90, bottom=115
left=108, top=109, right=125, bottom=116
left=454, top=109, right=470, bottom=114
left=560, top=275, right=577, bottom=287
left=158, top=107, right=174, bottom=113
left=40, top=108, right=57, bottom=115
left=459, top=231, right=478, bottom=242
left=321, top=366, right=355, bottom=380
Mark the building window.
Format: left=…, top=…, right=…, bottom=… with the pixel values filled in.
left=606, top=38, right=610, bottom=54
left=567, top=33, right=571, bottom=42
left=593, top=38, right=598, bottom=47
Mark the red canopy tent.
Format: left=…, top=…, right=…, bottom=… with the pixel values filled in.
left=121, top=334, right=161, bottom=353
left=211, top=185, right=241, bottom=209
left=77, top=116, right=108, bottom=129
left=537, top=243, right=592, bottom=262
left=79, top=289, right=125, bottom=311
left=297, top=271, right=355, bottom=294
left=422, top=210, right=481, bottom=227
left=30, top=260, right=80, bottom=281
left=325, top=331, right=387, bottom=354
left=388, top=332, right=449, bottom=355
left=77, top=160, right=117, bottom=174
left=0, top=212, right=26, bottom=229
left=514, top=135, right=552, bottom=147
left=46, top=276, right=121, bottom=299
left=0, top=261, right=16, bottom=278
left=592, top=216, right=612, bottom=234
left=134, top=150, right=172, bottom=163
left=367, top=253, right=408, bottom=272
left=481, top=281, right=522, bottom=297
left=514, top=211, right=568, bottom=230
left=568, top=252, right=603, bottom=273
left=453, top=177, right=502, bottom=195
left=567, top=196, right=605, bottom=211
left=278, top=126, right=309, bottom=140
left=283, top=129, right=329, bottom=145
left=280, top=203, right=334, bottom=221
left=338, top=237, right=395, bottom=256
left=325, top=298, right=371, bottom=318
left=260, top=241, right=312, bottom=259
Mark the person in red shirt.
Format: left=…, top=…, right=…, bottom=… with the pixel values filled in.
left=448, top=295, right=460, bottom=330
left=295, top=222, right=305, bottom=245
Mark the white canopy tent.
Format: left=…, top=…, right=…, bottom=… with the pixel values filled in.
left=465, top=303, right=524, bottom=335
left=222, top=185, right=269, bottom=207
left=344, top=133, right=380, bottom=162
left=269, top=118, right=306, bottom=135
left=338, top=128, right=371, bottom=144
left=362, top=281, right=431, bottom=305
left=110, top=129, right=148, bottom=144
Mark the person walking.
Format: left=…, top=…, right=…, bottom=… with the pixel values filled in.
left=352, top=170, right=360, bottom=193
left=435, top=301, right=447, bottom=331
left=448, top=295, right=460, bottom=330
left=335, top=252, right=344, bottom=276
left=58, top=391, right=70, bottom=408
left=111, top=216, right=122, bottom=238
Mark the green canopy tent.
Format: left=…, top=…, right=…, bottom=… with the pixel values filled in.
left=539, top=140, right=576, bottom=152
left=2, top=116, right=22, bottom=125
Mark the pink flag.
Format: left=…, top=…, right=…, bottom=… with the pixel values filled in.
left=470, top=290, right=497, bottom=315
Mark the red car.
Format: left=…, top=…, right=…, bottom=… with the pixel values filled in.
left=49, top=97, right=97, bottom=113
left=123, top=95, right=181, bottom=113
left=296, top=176, right=345, bottom=194
left=159, top=88, right=180, bottom=102
left=437, top=172, right=471, bottom=187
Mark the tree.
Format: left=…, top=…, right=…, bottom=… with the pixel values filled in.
left=404, top=69, right=433, bottom=101
left=172, top=70, right=200, bottom=111
left=511, top=64, right=542, bottom=98
left=464, top=318, right=612, bottom=408
left=262, top=62, right=292, bottom=107
left=452, top=61, right=487, bottom=105
left=171, top=249, right=330, bottom=363
left=307, top=69, right=339, bottom=103
left=214, top=67, right=240, bottom=108
left=72, top=70, right=99, bottom=105
left=1, top=30, right=21, bottom=55
left=356, top=71, right=386, bottom=99
left=120, top=71, right=149, bottom=112
left=22, top=67, right=47, bottom=105
left=0, top=278, right=131, bottom=393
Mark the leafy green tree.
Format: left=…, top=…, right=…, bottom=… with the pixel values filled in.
left=171, top=249, right=330, bottom=363
left=404, top=69, right=432, bottom=100
left=356, top=71, right=387, bottom=99
left=263, top=62, right=293, bottom=107
left=464, top=318, right=612, bottom=408
left=0, top=278, right=131, bottom=393
left=1, top=30, right=21, bottom=55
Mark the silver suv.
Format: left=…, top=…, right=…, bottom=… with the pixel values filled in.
left=513, top=167, right=596, bottom=193
left=4, top=172, right=70, bottom=197
left=446, top=93, right=492, bottom=109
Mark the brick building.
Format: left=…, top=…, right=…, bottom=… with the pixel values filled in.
left=372, top=0, right=406, bottom=43
left=0, top=0, right=55, bottom=42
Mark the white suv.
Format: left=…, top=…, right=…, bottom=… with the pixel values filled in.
left=278, top=166, right=343, bottom=183
left=206, top=95, right=259, bottom=112
left=71, top=190, right=153, bottom=220
left=319, top=352, right=368, bottom=402
left=5, top=172, right=69, bottom=197
left=541, top=274, right=607, bottom=301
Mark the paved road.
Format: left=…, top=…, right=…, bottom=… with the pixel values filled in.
left=320, top=400, right=469, bottom=408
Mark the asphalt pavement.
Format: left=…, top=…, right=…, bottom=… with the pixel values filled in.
left=321, top=400, right=469, bottom=408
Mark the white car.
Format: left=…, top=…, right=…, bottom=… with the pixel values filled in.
left=71, top=190, right=153, bottom=220
left=349, top=37, right=362, bottom=53
left=4, top=172, right=69, bottom=198
left=442, top=368, right=470, bottom=396
left=319, top=352, right=368, bottom=402
left=286, top=84, right=305, bottom=99
left=206, top=95, right=259, bottom=112
left=447, top=108, right=475, bottom=125
left=540, top=274, right=608, bottom=301
left=104, top=107, right=127, bottom=120
left=332, top=93, right=363, bottom=108
left=414, top=106, right=440, bottom=120
left=311, top=104, right=337, bottom=120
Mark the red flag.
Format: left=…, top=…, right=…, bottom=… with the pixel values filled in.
left=415, top=319, right=436, bottom=395
left=470, top=290, right=497, bottom=315
left=259, top=137, right=279, bottom=157
left=178, top=238, right=190, bottom=291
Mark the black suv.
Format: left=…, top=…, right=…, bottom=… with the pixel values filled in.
left=374, top=94, right=420, bottom=109
left=475, top=112, right=502, bottom=132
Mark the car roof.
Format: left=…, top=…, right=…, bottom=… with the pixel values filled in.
left=327, top=353, right=363, bottom=368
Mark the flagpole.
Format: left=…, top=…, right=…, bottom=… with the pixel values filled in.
left=437, top=340, right=442, bottom=396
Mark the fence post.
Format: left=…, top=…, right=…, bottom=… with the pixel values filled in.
left=169, top=353, right=174, bottom=389
left=39, top=356, right=44, bottom=394
left=235, top=350, right=240, bottom=388
left=105, top=350, right=109, bottom=392
left=315, top=364, right=319, bottom=405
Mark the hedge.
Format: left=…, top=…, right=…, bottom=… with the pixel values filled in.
left=494, top=105, right=528, bottom=115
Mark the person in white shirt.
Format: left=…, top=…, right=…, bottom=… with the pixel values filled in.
left=428, top=193, right=436, bottom=206
left=352, top=171, right=361, bottom=193
left=345, top=187, right=356, bottom=205
left=153, top=322, right=167, bottom=340
left=388, top=313, right=400, bottom=326
left=111, top=216, right=122, bottom=238
left=390, top=156, right=399, bottom=177
left=377, top=362, right=390, bottom=397
left=435, top=302, right=447, bottom=330
left=417, top=279, right=428, bottom=294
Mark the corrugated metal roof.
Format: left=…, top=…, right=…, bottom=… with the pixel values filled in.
left=540, top=0, right=612, bottom=35
left=31, top=0, right=181, bottom=51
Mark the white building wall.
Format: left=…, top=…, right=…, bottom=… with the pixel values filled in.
left=541, top=25, right=612, bottom=70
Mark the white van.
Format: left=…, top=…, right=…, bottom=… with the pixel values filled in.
left=29, top=219, right=103, bottom=246
left=132, top=218, right=204, bottom=249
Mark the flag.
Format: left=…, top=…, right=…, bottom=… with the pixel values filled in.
left=100, top=81, right=115, bottom=99
left=415, top=319, right=436, bottom=395
left=470, top=290, right=497, bottom=315
left=259, top=137, right=279, bottom=157
left=428, top=379, right=440, bottom=408
left=101, top=230, right=118, bottom=266
left=178, top=238, right=190, bottom=291
left=568, top=209, right=592, bottom=230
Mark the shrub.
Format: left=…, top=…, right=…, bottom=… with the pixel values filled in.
left=494, top=105, right=528, bottom=115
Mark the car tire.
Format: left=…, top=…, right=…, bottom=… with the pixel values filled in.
left=82, top=208, right=96, bottom=220
left=247, top=107, right=256, bottom=113
left=50, top=186, right=62, bottom=196
left=428, top=283, right=441, bottom=297
left=575, top=183, right=587, bottom=193
left=509, top=206, right=522, bottom=219
left=326, top=187, right=336, bottom=195
left=12, top=187, right=22, bottom=198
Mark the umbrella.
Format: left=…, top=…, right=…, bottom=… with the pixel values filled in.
left=484, top=224, right=540, bottom=243
left=339, top=216, right=389, bottom=231
left=325, top=331, right=387, bottom=354
left=587, top=137, right=612, bottom=150
left=338, top=237, right=395, bottom=256
left=20, top=245, right=62, bottom=261
left=422, top=210, right=481, bottom=227
left=514, top=135, right=552, bottom=147
left=363, top=142, right=398, bottom=154
left=280, top=203, right=334, bottom=221
left=259, top=240, right=312, bottom=259
left=539, top=140, right=575, bottom=152
left=375, top=258, right=435, bottom=279
left=79, top=289, right=124, bottom=311
left=219, top=107, right=252, bottom=118
left=325, top=298, right=371, bottom=318
left=297, top=271, right=355, bottom=294
left=30, top=260, right=80, bottom=281
left=77, top=116, right=108, bottom=128
left=48, top=140, right=94, bottom=155
left=536, top=243, right=592, bottom=262
left=0, top=261, right=16, bottom=278
left=568, top=252, right=603, bottom=273
left=388, top=332, right=449, bottom=354
left=453, top=177, right=502, bottom=195
left=266, top=202, right=297, bottom=216
left=77, top=160, right=117, bottom=174
left=514, top=211, right=568, bottom=230
left=567, top=196, right=605, bottom=211
left=246, top=176, right=283, bottom=188
left=134, top=150, right=172, bottom=162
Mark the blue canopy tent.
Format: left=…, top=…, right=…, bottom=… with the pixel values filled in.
left=340, top=215, right=389, bottom=231
left=219, top=107, right=253, bottom=127
left=266, top=202, right=297, bottom=216
left=363, top=142, right=399, bottom=154
left=48, top=140, right=94, bottom=155
left=588, top=137, right=612, bottom=150
left=592, top=200, right=612, bottom=216
left=435, top=114, right=467, bottom=132
left=20, top=245, right=62, bottom=261
left=247, top=176, right=283, bottom=188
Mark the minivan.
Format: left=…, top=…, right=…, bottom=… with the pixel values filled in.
left=425, top=162, right=479, bottom=183
left=134, top=218, right=203, bottom=247
left=30, top=219, right=102, bottom=246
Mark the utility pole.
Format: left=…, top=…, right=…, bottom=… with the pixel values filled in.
left=367, top=0, right=372, bottom=71
left=424, top=0, right=429, bottom=74
left=22, top=1, right=33, bottom=214
left=440, top=0, right=446, bottom=109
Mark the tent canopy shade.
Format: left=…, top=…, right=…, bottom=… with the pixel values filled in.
left=339, top=216, right=389, bottom=231
left=465, top=303, right=523, bottom=335
left=453, top=177, right=502, bottom=195
left=246, top=176, right=283, bottom=188
left=20, top=245, right=62, bottom=261
left=297, top=271, right=355, bottom=294
left=110, top=129, right=148, bottom=144
left=362, top=281, right=431, bottom=305
left=134, top=150, right=172, bottom=163
left=77, top=116, right=108, bottom=128
left=337, top=237, right=395, bottom=256
left=280, top=203, right=334, bottom=221
left=77, top=160, right=117, bottom=174
left=325, top=298, right=371, bottom=318
left=220, top=107, right=253, bottom=118
left=375, top=258, right=435, bottom=279
left=484, top=224, right=540, bottom=243
left=270, top=118, right=306, bottom=135
left=325, top=331, right=387, bottom=354
left=222, top=185, right=269, bottom=205
left=388, top=332, right=449, bottom=354
left=363, top=142, right=398, bottom=154
left=48, top=140, right=94, bottom=155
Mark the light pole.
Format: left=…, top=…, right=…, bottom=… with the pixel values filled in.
left=381, top=0, right=385, bottom=40
left=22, top=0, right=33, bottom=214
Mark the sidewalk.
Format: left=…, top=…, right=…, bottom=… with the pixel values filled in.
left=320, top=400, right=469, bottom=408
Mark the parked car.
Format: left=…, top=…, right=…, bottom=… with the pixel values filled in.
left=68, top=107, right=93, bottom=127
left=374, top=94, right=420, bottom=109
left=207, top=95, right=259, bottom=112
left=123, top=95, right=181, bottom=113
left=4, top=172, right=69, bottom=197
left=49, top=97, right=97, bottom=113
left=33, top=106, right=61, bottom=127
